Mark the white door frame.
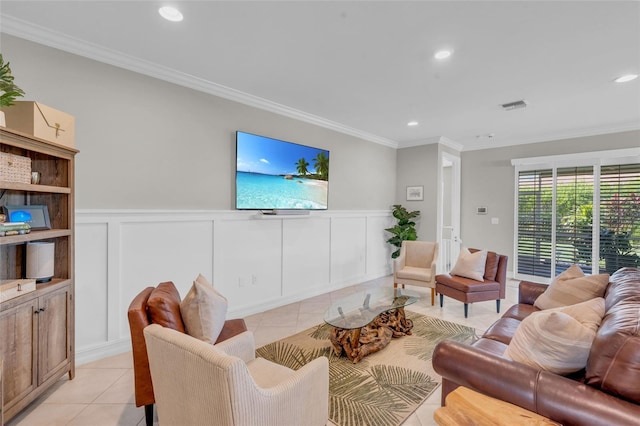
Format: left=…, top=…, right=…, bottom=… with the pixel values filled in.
left=437, top=151, right=461, bottom=272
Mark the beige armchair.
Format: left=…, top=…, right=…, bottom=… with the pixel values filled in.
left=393, top=240, right=439, bottom=305
left=143, top=324, right=329, bottom=426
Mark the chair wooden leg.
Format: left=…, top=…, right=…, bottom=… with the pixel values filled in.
left=145, top=404, right=154, bottom=426
left=464, top=304, right=469, bottom=318
left=439, top=294, right=444, bottom=307
left=394, top=282, right=398, bottom=289
left=431, top=288, right=435, bottom=306
left=496, top=299, right=501, bottom=313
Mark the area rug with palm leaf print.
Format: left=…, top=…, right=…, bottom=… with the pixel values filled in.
left=256, top=311, right=477, bottom=426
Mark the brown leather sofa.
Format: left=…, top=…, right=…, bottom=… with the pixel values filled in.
left=128, top=281, right=247, bottom=426
left=435, top=249, right=508, bottom=317
left=433, top=267, right=640, bottom=425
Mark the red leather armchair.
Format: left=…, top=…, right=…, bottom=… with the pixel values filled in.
left=128, top=281, right=247, bottom=426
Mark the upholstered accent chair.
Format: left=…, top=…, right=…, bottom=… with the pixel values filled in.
left=393, top=240, right=439, bottom=305
left=435, top=249, right=508, bottom=318
left=127, top=282, right=247, bottom=426
left=143, top=324, right=330, bottom=426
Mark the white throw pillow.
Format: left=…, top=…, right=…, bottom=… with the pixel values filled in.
left=504, top=297, right=605, bottom=374
left=534, top=264, right=609, bottom=310
left=180, top=274, right=228, bottom=344
left=450, top=247, right=487, bottom=282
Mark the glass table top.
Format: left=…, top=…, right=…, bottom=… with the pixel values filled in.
left=323, top=287, right=419, bottom=329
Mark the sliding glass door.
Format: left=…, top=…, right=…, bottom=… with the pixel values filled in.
left=514, top=154, right=639, bottom=281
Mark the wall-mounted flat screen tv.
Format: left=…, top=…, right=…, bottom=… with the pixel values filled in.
left=235, top=131, right=329, bottom=210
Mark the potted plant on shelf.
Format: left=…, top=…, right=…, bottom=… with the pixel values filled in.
left=385, top=204, right=420, bottom=259
left=0, top=53, right=25, bottom=126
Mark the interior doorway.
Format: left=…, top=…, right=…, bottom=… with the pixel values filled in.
left=438, top=151, right=461, bottom=273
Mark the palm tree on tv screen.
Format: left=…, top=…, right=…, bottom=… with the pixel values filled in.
left=313, top=152, right=329, bottom=180
left=296, top=158, right=309, bottom=176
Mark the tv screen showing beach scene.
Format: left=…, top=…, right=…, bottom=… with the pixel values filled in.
left=236, top=131, right=329, bottom=210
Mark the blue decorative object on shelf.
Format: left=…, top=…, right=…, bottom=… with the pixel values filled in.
left=9, top=210, right=32, bottom=222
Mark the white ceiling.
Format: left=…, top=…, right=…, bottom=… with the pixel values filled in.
left=1, top=1, right=639, bottom=150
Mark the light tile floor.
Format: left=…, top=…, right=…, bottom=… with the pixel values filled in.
left=6, top=275, right=519, bottom=426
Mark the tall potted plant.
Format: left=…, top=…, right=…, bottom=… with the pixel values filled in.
left=0, top=53, right=25, bottom=126
left=385, top=204, right=420, bottom=259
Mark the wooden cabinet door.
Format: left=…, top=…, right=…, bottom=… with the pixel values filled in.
left=0, top=299, right=37, bottom=412
left=37, top=286, right=71, bottom=385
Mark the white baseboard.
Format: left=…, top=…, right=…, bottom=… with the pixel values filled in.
left=76, top=338, right=132, bottom=366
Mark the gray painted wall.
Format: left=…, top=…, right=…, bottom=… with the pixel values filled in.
left=395, top=143, right=439, bottom=241
left=2, top=35, right=397, bottom=210
left=3, top=35, right=637, bottom=271
left=460, top=130, right=640, bottom=269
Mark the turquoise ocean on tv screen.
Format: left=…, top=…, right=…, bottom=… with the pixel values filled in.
left=236, top=172, right=328, bottom=209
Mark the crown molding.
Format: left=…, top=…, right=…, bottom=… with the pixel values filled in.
left=511, top=147, right=640, bottom=167
left=3, top=14, right=636, bottom=153
left=397, top=135, right=464, bottom=151
left=437, top=136, right=464, bottom=152
left=1, top=15, right=399, bottom=149
left=464, top=121, right=640, bottom=152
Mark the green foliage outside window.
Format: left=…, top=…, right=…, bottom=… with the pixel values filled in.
left=520, top=168, right=640, bottom=275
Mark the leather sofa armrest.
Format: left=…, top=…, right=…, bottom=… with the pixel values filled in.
left=518, top=280, right=548, bottom=305
left=433, top=340, right=539, bottom=410
left=433, top=340, right=640, bottom=425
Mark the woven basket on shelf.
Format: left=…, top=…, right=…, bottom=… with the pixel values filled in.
left=0, top=152, right=32, bottom=184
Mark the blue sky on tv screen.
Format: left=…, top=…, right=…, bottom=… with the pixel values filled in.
left=236, top=132, right=328, bottom=176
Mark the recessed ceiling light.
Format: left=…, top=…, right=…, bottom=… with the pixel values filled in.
left=407, top=121, right=419, bottom=126
left=614, top=74, right=638, bottom=83
left=434, top=50, right=452, bottom=60
left=159, top=6, right=183, bottom=22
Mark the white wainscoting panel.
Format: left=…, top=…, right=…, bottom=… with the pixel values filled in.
left=367, top=215, right=394, bottom=277
left=74, top=210, right=391, bottom=364
left=213, top=218, right=283, bottom=313
left=282, top=217, right=331, bottom=298
left=75, top=223, right=109, bottom=348
left=119, top=220, right=214, bottom=338
left=330, top=216, right=367, bottom=285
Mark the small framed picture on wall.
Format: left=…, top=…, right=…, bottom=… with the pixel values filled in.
left=406, top=186, right=424, bottom=201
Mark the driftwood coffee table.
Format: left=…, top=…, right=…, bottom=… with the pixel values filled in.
left=324, top=287, right=419, bottom=363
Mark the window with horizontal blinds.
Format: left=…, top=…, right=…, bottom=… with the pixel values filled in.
left=515, top=159, right=640, bottom=280
left=556, top=166, right=594, bottom=274
left=517, top=170, right=553, bottom=278
left=599, top=164, right=640, bottom=273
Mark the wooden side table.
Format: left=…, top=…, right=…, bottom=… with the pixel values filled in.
left=434, top=386, right=560, bottom=426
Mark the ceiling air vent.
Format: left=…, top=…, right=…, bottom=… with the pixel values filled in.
left=501, top=100, right=528, bottom=111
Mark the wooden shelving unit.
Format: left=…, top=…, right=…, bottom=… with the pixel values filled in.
left=0, top=127, right=77, bottom=423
